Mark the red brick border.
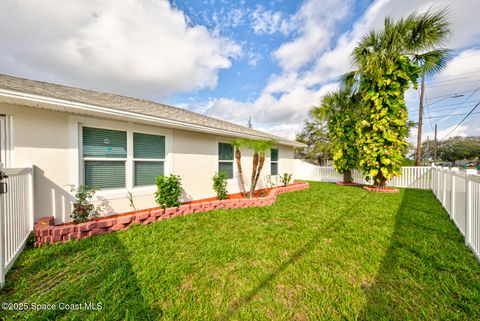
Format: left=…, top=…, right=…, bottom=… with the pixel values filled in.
left=34, top=182, right=310, bottom=247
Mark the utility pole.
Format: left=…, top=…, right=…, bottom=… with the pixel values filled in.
left=433, top=124, right=438, bottom=163
left=416, top=74, right=425, bottom=166
left=247, top=117, right=253, bottom=129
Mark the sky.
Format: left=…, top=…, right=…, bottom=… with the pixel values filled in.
left=0, top=0, right=479, bottom=143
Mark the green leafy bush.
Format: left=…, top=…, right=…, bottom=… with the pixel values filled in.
left=69, top=184, right=103, bottom=224
left=155, top=174, right=182, bottom=208
left=212, top=171, right=229, bottom=200
left=280, top=173, right=293, bottom=187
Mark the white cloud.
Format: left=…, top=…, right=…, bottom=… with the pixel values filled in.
left=251, top=6, right=295, bottom=35
left=0, top=0, right=241, bottom=98
left=272, top=0, right=351, bottom=72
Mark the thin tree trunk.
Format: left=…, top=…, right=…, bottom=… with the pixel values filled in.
left=374, top=173, right=387, bottom=189
left=250, top=152, right=259, bottom=197
left=416, top=74, right=425, bottom=166
left=253, top=153, right=266, bottom=192
left=235, top=148, right=246, bottom=197
left=343, top=170, right=352, bottom=183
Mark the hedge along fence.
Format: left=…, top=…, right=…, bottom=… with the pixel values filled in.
left=34, top=182, right=310, bottom=247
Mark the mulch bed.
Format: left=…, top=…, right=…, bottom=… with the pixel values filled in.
left=335, top=182, right=363, bottom=187
left=362, top=186, right=399, bottom=193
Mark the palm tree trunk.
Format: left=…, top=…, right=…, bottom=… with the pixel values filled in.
left=253, top=153, right=266, bottom=192
left=235, top=148, right=246, bottom=197
left=249, top=152, right=259, bottom=197
left=416, top=74, right=425, bottom=166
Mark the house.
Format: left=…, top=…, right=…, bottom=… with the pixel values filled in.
left=0, top=74, right=304, bottom=223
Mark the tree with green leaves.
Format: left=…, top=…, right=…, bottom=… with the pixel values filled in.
left=347, top=11, right=440, bottom=187
left=295, top=119, right=332, bottom=165
left=311, top=87, right=362, bottom=183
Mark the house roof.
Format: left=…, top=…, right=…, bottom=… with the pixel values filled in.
left=0, top=73, right=305, bottom=147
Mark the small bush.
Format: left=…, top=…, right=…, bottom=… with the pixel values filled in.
left=213, top=171, right=229, bottom=200
left=155, top=174, right=182, bottom=208
left=280, top=173, right=293, bottom=187
left=69, top=184, right=103, bottom=224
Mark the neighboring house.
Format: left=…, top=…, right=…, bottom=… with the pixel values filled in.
left=0, top=74, right=304, bottom=223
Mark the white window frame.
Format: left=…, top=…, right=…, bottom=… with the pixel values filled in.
left=132, top=131, right=166, bottom=187
left=217, top=140, right=236, bottom=184
left=81, top=126, right=128, bottom=190
left=70, top=115, right=172, bottom=199
left=0, top=115, right=12, bottom=168
left=271, top=148, right=279, bottom=176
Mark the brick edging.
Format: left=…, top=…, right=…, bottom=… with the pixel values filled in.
left=34, top=182, right=310, bottom=247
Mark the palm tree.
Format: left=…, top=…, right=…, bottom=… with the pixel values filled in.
left=232, top=138, right=247, bottom=197
left=247, top=139, right=274, bottom=197
left=348, top=8, right=451, bottom=187
left=350, top=9, right=451, bottom=166
left=311, top=87, right=362, bottom=183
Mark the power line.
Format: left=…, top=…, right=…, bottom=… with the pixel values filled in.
left=426, top=89, right=478, bottom=103
left=409, top=104, right=475, bottom=117
left=432, top=85, right=480, bottom=122
left=442, top=99, right=480, bottom=139
left=418, top=111, right=480, bottom=120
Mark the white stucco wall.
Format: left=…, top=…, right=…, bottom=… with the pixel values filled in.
left=0, top=102, right=295, bottom=223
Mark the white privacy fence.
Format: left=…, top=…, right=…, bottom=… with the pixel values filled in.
left=0, top=166, right=34, bottom=287
left=432, top=167, right=480, bottom=262
left=293, top=160, right=432, bottom=189
left=293, top=160, right=480, bottom=262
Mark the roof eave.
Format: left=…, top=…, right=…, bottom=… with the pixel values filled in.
left=0, top=89, right=306, bottom=148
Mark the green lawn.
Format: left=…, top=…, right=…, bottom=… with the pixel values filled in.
left=1, top=182, right=480, bottom=320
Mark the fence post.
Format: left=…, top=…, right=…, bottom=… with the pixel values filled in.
left=450, top=167, right=459, bottom=219
left=28, top=166, right=34, bottom=231
left=0, top=164, right=4, bottom=287
left=465, top=169, right=476, bottom=246
left=442, top=167, right=448, bottom=207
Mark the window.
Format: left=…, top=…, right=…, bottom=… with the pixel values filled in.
left=133, top=133, right=165, bottom=186
left=218, top=142, right=234, bottom=179
left=82, top=127, right=127, bottom=189
left=271, top=148, right=279, bottom=175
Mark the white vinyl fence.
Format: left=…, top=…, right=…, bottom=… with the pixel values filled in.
left=293, top=160, right=480, bottom=262
left=432, top=167, right=480, bottom=262
left=293, top=160, right=432, bottom=189
left=0, top=166, right=34, bottom=287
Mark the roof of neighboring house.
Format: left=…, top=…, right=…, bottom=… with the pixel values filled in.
left=0, top=73, right=305, bottom=147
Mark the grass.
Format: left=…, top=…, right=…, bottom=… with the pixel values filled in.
left=1, top=182, right=479, bottom=320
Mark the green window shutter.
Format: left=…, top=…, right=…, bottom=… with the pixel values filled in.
left=83, top=127, right=127, bottom=158
left=271, top=162, right=278, bottom=176
left=85, top=161, right=125, bottom=189
left=134, top=133, right=165, bottom=159
left=219, top=143, right=234, bottom=160
left=219, top=162, right=233, bottom=179
left=135, top=161, right=164, bottom=186
left=271, top=149, right=279, bottom=161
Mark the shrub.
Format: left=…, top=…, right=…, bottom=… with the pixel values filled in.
left=69, top=184, right=103, bottom=224
left=212, top=171, right=229, bottom=200
left=280, top=173, right=293, bottom=187
left=155, top=174, right=182, bottom=208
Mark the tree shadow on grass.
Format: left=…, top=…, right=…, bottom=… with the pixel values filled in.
left=220, top=191, right=373, bottom=320
left=0, top=233, right=160, bottom=320
left=358, top=189, right=480, bottom=320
